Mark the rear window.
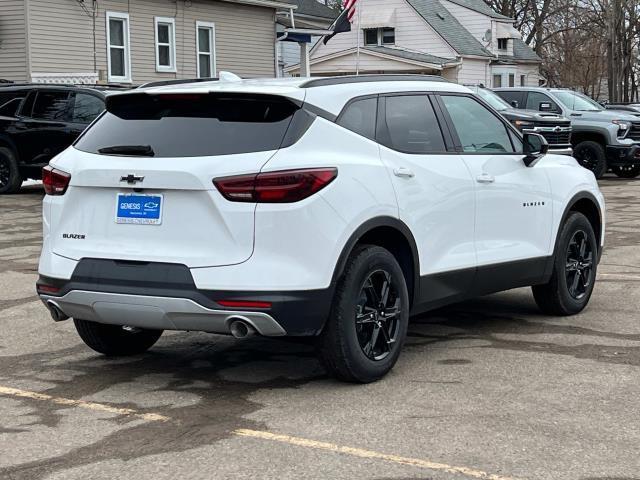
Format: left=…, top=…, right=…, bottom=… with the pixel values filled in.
left=74, top=93, right=302, bottom=157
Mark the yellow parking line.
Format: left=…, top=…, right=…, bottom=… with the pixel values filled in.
left=234, top=428, right=521, bottom=480
left=0, top=385, right=169, bottom=422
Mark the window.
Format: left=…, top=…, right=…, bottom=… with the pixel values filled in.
left=509, top=73, right=515, bottom=87
left=440, top=95, right=514, bottom=154
left=497, top=38, right=508, bottom=50
left=382, top=28, right=395, bottom=45
left=337, top=97, right=377, bottom=140
left=493, top=74, right=502, bottom=88
left=364, top=29, right=378, bottom=46
left=520, top=75, right=526, bottom=86
left=525, top=92, right=560, bottom=112
left=382, top=95, right=445, bottom=154
left=70, top=93, right=105, bottom=124
left=0, top=98, right=23, bottom=117
left=106, top=12, right=131, bottom=82
left=495, top=90, right=524, bottom=108
left=363, top=27, right=395, bottom=46
left=155, top=17, right=176, bottom=72
left=75, top=93, right=304, bottom=157
left=31, top=91, right=71, bottom=121
left=196, top=21, right=216, bottom=78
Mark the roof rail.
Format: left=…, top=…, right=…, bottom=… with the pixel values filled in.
left=300, top=74, right=449, bottom=88
left=138, top=77, right=219, bottom=89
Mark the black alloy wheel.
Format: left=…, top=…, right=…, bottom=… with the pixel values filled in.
left=355, top=270, right=402, bottom=361
left=565, top=230, right=594, bottom=300
left=573, top=141, right=606, bottom=178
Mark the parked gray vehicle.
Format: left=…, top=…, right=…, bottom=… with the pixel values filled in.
left=469, top=86, right=572, bottom=155
left=495, top=87, right=640, bottom=178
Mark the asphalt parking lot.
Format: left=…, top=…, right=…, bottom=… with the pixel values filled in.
left=1, top=178, right=639, bottom=480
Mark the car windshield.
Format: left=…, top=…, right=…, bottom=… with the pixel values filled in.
left=553, top=91, right=602, bottom=111
left=473, top=87, right=510, bottom=111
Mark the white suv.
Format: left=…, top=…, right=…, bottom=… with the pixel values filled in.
left=37, top=75, right=605, bottom=383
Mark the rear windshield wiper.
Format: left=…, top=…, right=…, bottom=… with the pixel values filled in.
left=98, top=145, right=155, bottom=157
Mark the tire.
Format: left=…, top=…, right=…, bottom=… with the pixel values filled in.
left=318, top=245, right=410, bottom=383
left=612, top=164, right=640, bottom=178
left=74, top=319, right=163, bottom=356
left=0, top=147, right=22, bottom=194
left=573, top=141, right=607, bottom=179
left=532, top=212, right=598, bottom=316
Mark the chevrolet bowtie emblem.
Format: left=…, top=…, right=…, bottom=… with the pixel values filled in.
left=120, top=174, right=145, bottom=184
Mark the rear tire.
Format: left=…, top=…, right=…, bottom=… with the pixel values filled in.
left=612, top=164, right=640, bottom=178
left=532, top=212, right=598, bottom=316
left=318, top=245, right=409, bottom=383
left=573, top=141, right=607, bottom=179
left=74, top=319, right=163, bottom=356
left=0, top=147, right=22, bottom=194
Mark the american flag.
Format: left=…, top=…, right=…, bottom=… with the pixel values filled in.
left=343, top=0, right=358, bottom=22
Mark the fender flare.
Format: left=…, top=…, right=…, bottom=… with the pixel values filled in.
left=330, top=216, right=421, bottom=305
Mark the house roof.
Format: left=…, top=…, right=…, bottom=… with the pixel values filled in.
left=512, top=38, right=541, bottom=61
left=443, top=0, right=512, bottom=20
left=406, top=0, right=493, bottom=57
left=364, top=46, right=457, bottom=66
left=281, top=0, right=338, bottom=20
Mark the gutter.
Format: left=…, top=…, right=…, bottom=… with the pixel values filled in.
left=219, top=0, right=298, bottom=10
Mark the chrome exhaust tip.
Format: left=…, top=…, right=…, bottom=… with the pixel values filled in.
left=228, top=318, right=256, bottom=339
left=47, top=301, right=69, bottom=322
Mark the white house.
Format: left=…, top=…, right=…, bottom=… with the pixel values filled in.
left=286, top=0, right=541, bottom=87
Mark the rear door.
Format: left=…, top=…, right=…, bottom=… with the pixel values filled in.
left=11, top=89, right=75, bottom=165
left=436, top=93, right=553, bottom=274
left=50, top=92, right=304, bottom=268
left=376, top=93, right=476, bottom=306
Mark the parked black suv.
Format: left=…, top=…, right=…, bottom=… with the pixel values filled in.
left=469, top=86, right=573, bottom=155
left=0, top=85, right=113, bottom=194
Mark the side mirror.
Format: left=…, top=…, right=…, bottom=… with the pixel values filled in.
left=523, top=132, right=549, bottom=167
left=539, top=102, right=553, bottom=112
left=511, top=100, right=519, bottom=108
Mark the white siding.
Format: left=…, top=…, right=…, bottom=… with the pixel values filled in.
left=0, top=0, right=28, bottom=81
left=308, top=50, right=443, bottom=75
left=440, top=0, right=490, bottom=47
left=457, top=58, right=489, bottom=85
left=27, top=0, right=276, bottom=84
left=311, top=0, right=457, bottom=62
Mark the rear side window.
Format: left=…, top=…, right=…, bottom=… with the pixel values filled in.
left=381, top=95, right=446, bottom=154
left=31, top=91, right=71, bottom=121
left=337, top=97, right=377, bottom=140
left=70, top=93, right=105, bottom=124
left=75, top=93, right=303, bottom=157
left=0, top=98, right=24, bottom=117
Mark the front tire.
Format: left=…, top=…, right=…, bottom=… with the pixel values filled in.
left=318, top=245, right=410, bottom=383
left=612, top=164, right=640, bottom=178
left=532, top=212, right=598, bottom=315
left=0, top=147, right=22, bottom=194
left=573, top=141, right=607, bottom=179
left=74, top=319, right=163, bottom=356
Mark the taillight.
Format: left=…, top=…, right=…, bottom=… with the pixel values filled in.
left=42, top=165, right=71, bottom=196
left=213, top=168, right=337, bottom=203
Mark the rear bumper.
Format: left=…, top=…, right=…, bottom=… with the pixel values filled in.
left=37, top=262, right=333, bottom=336
left=605, top=145, right=640, bottom=166
left=40, top=290, right=287, bottom=336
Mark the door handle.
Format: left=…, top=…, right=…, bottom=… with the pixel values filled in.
left=476, top=173, right=495, bottom=184
left=393, top=167, right=415, bottom=178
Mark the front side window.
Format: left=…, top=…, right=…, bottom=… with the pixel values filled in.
left=526, top=92, right=561, bottom=112
left=552, top=90, right=602, bottom=111
left=71, top=93, right=105, bottom=124
left=107, top=12, right=131, bottom=82
left=382, top=95, right=446, bottom=154
left=440, top=95, right=514, bottom=154
left=337, top=97, right=377, bottom=140
left=31, top=91, right=71, bottom=121
left=155, top=17, right=176, bottom=72
left=196, top=22, right=216, bottom=78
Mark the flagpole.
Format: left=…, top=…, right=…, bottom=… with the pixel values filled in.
left=356, top=5, right=361, bottom=75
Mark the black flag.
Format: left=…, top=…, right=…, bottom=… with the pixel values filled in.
left=323, top=7, right=353, bottom=45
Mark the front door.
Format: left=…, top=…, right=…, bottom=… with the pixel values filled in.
left=376, top=94, right=476, bottom=309
left=436, top=93, right=553, bottom=290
